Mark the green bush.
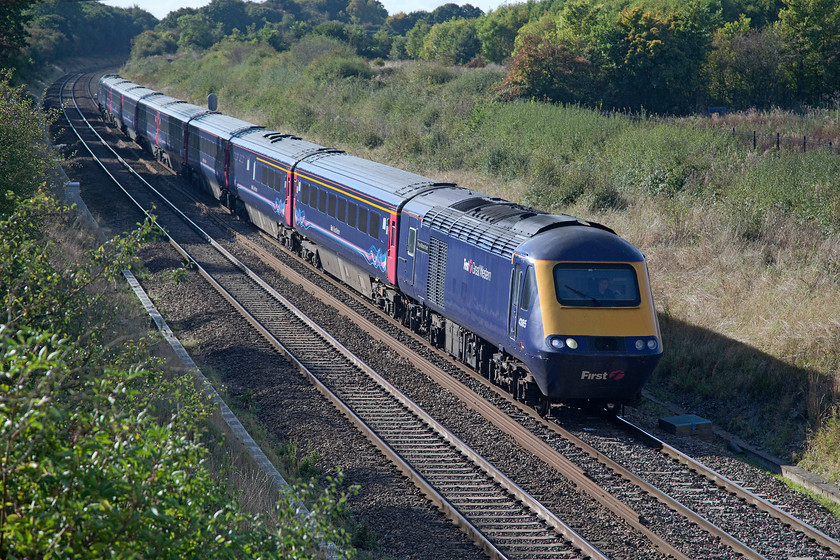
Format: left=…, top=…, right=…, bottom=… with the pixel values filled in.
left=0, top=195, right=356, bottom=559
left=308, top=55, right=374, bottom=81
left=0, top=70, right=58, bottom=216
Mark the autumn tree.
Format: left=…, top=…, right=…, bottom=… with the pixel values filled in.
left=607, top=3, right=719, bottom=113
left=503, top=34, right=595, bottom=103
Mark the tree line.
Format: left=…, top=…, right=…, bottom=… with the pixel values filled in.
left=128, top=0, right=839, bottom=114
left=6, top=0, right=839, bottom=114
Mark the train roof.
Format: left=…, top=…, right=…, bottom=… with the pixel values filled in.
left=106, top=79, right=158, bottom=103
left=402, top=187, right=622, bottom=261
left=100, top=75, right=131, bottom=90
left=190, top=112, right=263, bottom=139
left=297, top=152, right=453, bottom=213
left=233, top=128, right=326, bottom=165
left=143, top=95, right=210, bottom=121
left=517, top=223, right=643, bottom=262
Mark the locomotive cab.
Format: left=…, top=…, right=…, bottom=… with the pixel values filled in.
left=515, top=228, right=662, bottom=404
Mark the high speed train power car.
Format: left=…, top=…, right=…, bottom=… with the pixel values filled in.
left=99, top=74, right=662, bottom=410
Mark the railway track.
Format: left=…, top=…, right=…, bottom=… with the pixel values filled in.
left=56, top=70, right=840, bottom=560
left=60, top=71, right=609, bottom=560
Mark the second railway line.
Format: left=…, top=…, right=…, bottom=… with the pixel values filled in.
left=54, top=69, right=840, bottom=560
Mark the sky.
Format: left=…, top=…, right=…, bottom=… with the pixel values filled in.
left=100, top=0, right=511, bottom=21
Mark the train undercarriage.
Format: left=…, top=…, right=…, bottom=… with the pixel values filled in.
left=271, top=218, right=551, bottom=413
left=147, top=141, right=558, bottom=415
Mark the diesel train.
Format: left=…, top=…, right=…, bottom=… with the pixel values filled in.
left=98, top=74, right=662, bottom=410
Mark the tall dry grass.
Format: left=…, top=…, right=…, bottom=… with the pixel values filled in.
left=123, top=40, right=840, bottom=468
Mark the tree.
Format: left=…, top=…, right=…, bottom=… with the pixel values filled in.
left=204, top=0, right=251, bottom=35
left=177, top=12, right=223, bottom=50
left=429, top=3, right=483, bottom=24
left=607, top=3, right=719, bottom=113
left=475, top=3, right=532, bottom=63
left=313, top=20, right=367, bottom=53
left=704, top=17, right=785, bottom=107
left=0, top=71, right=57, bottom=216
left=776, top=0, right=840, bottom=102
left=405, top=20, right=431, bottom=59
left=131, top=29, right=179, bottom=58
left=384, top=11, right=421, bottom=35
left=420, top=18, right=481, bottom=64
left=0, top=0, right=36, bottom=72
left=345, top=0, right=387, bottom=30
left=502, top=33, right=595, bottom=103
left=23, top=2, right=156, bottom=68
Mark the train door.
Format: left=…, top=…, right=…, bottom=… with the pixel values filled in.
left=284, top=173, right=294, bottom=226
left=508, top=257, right=527, bottom=341
left=405, top=226, right=417, bottom=287
left=387, top=213, right=398, bottom=285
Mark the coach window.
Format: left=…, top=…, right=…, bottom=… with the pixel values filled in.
left=337, top=197, right=346, bottom=222
left=318, top=188, right=327, bottom=213
left=300, top=182, right=310, bottom=206
left=357, top=206, right=368, bottom=234
left=369, top=211, right=380, bottom=238
left=261, top=167, right=268, bottom=186
left=347, top=203, right=357, bottom=228
left=328, top=193, right=337, bottom=217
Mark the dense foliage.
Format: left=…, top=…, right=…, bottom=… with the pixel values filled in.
left=10, top=1, right=155, bottom=81
left=0, top=69, right=57, bottom=216
left=107, top=0, right=840, bottom=114
left=0, top=0, right=36, bottom=72
left=0, top=70, right=355, bottom=559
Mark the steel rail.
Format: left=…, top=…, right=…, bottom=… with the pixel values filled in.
left=245, top=232, right=771, bottom=560
left=61, top=72, right=608, bottom=560
left=613, top=415, right=840, bottom=556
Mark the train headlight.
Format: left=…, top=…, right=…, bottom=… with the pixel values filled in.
left=549, top=337, right=565, bottom=349
left=565, top=337, right=578, bottom=350
left=635, top=339, right=645, bottom=351
left=647, top=338, right=658, bottom=350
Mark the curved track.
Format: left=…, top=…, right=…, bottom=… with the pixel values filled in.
left=56, top=70, right=840, bottom=560
left=59, top=71, right=608, bottom=560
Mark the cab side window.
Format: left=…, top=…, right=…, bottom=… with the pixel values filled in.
left=521, top=266, right=536, bottom=311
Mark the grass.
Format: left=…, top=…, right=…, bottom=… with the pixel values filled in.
left=778, top=477, right=840, bottom=518
left=123, top=38, right=840, bottom=477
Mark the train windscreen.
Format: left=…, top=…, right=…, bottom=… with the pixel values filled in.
left=553, top=264, right=641, bottom=307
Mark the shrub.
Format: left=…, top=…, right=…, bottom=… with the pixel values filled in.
left=0, top=70, right=58, bottom=215
left=308, top=55, right=374, bottom=81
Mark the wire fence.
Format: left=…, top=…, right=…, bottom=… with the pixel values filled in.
left=611, top=107, right=840, bottom=156
left=730, top=128, right=840, bottom=155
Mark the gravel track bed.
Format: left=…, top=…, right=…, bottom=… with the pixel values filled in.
left=128, top=150, right=840, bottom=559
left=52, top=86, right=486, bottom=560
left=53, top=73, right=840, bottom=560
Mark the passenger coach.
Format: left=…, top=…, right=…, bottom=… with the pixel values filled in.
left=98, top=74, right=662, bottom=409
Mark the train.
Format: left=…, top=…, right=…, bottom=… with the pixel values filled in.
left=98, top=74, right=662, bottom=411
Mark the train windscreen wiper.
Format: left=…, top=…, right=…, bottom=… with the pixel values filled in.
left=564, top=284, right=601, bottom=306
